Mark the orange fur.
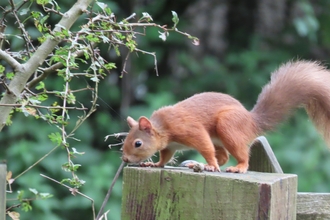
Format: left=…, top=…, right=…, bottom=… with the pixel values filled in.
left=122, top=61, right=330, bottom=173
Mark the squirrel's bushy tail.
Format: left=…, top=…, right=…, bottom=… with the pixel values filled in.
left=251, top=61, right=330, bottom=146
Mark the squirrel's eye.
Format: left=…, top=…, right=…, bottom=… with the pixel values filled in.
left=135, top=140, right=142, bottom=148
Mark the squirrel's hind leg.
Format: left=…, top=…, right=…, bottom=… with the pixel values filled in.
left=183, top=130, right=220, bottom=172
left=222, top=139, right=249, bottom=173
left=215, top=145, right=229, bottom=166
left=215, top=108, right=256, bottom=173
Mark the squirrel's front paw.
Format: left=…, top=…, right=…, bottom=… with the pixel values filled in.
left=180, top=160, right=220, bottom=172
left=139, top=162, right=163, bottom=167
left=225, top=165, right=248, bottom=173
left=204, top=164, right=221, bottom=172
left=139, top=162, right=156, bottom=167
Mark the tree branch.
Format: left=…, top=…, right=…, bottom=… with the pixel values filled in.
left=26, top=42, right=96, bottom=89
left=0, top=103, right=88, bottom=111
left=0, top=50, right=21, bottom=70
left=0, top=0, right=94, bottom=132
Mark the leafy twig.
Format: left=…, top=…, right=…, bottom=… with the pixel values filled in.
left=0, top=103, right=88, bottom=110
left=26, top=42, right=97, bottom=88
left=40, top=173, right=96, bottom=219
left=9, top=0, right=35, bottom=55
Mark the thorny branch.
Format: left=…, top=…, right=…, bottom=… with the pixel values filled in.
left=0, top=103, right=88, bottom=110
left=0, top=1, right=198, bottom=218
left=41, top=173, right=96, bottom=220
left=26, top=43, right=96, bottom=88
left=8, top=0, right=35, bottom=55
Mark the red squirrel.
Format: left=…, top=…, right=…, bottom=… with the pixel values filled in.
left=121, top=61, right=330, bottom=173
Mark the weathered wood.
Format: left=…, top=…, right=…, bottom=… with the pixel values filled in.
left=249, top=136, right=283, bottom=173
left=296, top=193, right=330, bottom=220
left=0, top=163, right=6, bottom=220
left=249, top=137, right=330, bottom=219
left=121, top=167, right=297, bottom=220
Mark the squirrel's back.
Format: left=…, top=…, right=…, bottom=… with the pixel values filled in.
left=152, top=92, right=248, bottom=124
left=251, top=61, right=330, bottom=146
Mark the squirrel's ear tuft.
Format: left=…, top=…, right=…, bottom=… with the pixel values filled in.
left=127, top=116, right=138, bottom=128
left=138, top=116, right=152, bottom=133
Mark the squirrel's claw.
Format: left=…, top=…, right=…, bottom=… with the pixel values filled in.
left=204, top=164, right=220, bottom=172
left=225, top=165, right=248, bottom=173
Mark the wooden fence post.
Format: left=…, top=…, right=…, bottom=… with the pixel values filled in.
left=121, top=136, right=330, bottom=219
left=249, top=136, right=283, bottom=173
left=0, top=163, right=6, bottom=220
left=121, top=167, right=297, bottom=220
left=248, top=136, right=330, bottom=219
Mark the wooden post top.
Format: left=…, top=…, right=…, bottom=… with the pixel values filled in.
left=122, top=166, right=297, bottom=220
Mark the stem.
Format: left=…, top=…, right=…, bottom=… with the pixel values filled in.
left=0, top=103, right=87, bottom=110
left=96, top=161, right=126, bottom=220
left=13, top=145, right=59, bottom=181
left=40, top=173, right=96, bottom=219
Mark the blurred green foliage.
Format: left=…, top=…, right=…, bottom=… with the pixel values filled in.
left=1, top=0, right=330, bottom=219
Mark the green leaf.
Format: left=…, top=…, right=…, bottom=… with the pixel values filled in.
left=159, top=31, right=169, bottom=41
left=86, top=34, right=100, bottom=43
left=125, top=40, right=136, bottom=52
left=36, top=0, right=50, bottom=5
left=114, top=45, right=120, bottom=56
left=96, top=2, right=107, bottom=10
left=35, top=81, right=45, bottom=90
left=37, top=93, right=48, bottom=102
left=104, top=63, right=116, bottom=70
left=72, top=164, right=81, bottom=171
left=61, top=163, right=71, bottom=172
left=67, top=93, right=76, bottom=104
left=6, top=72, right=14, bottom=80
left=40, top=14, right=49, bottom=25
left=22, top=201, right=32, bottom=212
left=31, top=11, right=42, bottom=19
left=48, top=132, right=62, bottom=145
left=37, top=23, right=43, bottom=32
left=0, top=64, right=5, bottom=73
left=17, top=190, right=25, bottom=201
left=39, top=193, right=53, bottom=199
left=5, top=113, right=13, bottom=126
left=141, top=12, right=153, bottom=22
left=91, top=76, right=100, bottom=82
left=38, top=36, right=47, bottom=43
left=105, top=7, right=112, bottom=15
left=171, top=11, right=179, bottom=27
left=20, top=8, right=30, bottom=16
left=29, top=188, right=38, bottom=195
left=61, top=177, right=85, bottom=188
